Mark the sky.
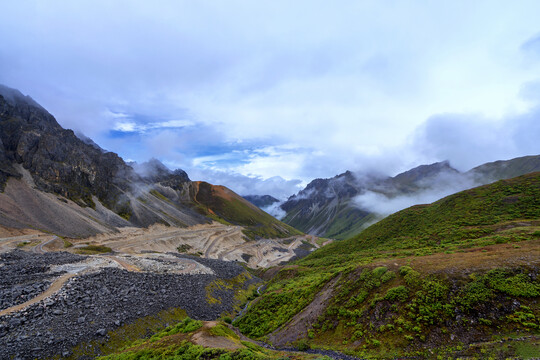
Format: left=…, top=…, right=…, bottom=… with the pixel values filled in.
left=1, top=1, right=540, bottom=199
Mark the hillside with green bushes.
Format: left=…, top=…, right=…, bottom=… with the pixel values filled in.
left=235, top=172, right=540, bottom=359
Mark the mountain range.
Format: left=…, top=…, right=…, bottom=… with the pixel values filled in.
left=280, top=155, right=540, bottom=239
left=235, top=171, right=540, bottom=358
left=1, top=85, right=538, bottom=359
left=0, top=85, right=298, bottom=240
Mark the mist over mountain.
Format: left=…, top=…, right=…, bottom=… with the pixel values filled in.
left=280, top=156, right=540, bottom=239
left=2, top=3, right=540, bottom=359
left=243, top=194, right=280, bottom=208
left=0, top=85, right=299, bottom=239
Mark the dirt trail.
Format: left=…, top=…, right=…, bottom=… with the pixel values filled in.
left=31, top=236, right=58, bottom=254
left=190, top=321, right=242, bottom=351
left=0, top=234, right=40, bottom=252
left=0, top=273, right=75, bottom=316
left=74, top=223, right=316, bottom=268
left=103, top=255, right=141, bottom=272
left=268, top=274, right=341, bottom=347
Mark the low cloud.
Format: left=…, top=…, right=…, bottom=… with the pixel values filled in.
left=183, top=167, right=303, bottom=199
left=412, top=104, right=540, bottom=172
left=353, top=170, right=480, bottom=216
left=261, top=201, right=287, bottom=220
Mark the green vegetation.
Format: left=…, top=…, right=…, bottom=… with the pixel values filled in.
left=76, top=244, right=112, bottom=254
left=97, top=318, right=324, bottom=360
left=283, top=200, right=375, bottom=240
left=235, top=172, right=540, bottom=359
left=306, top=172, right=540, bottom=265
left=65, top=308, right=189, bottom=359
left=116, top=200, right=133, bottom=221
left=193, top=182, right=302, bottom=240
left=63, top=239, right=73, bottom=248
left=148, top=318, right=203, bottom=342
left=208, top=323, right=238, bottom=338
left=176, top=244, right=192, bottom=253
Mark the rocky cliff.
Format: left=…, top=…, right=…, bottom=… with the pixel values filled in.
left=0, top=85, right=299, bottom=239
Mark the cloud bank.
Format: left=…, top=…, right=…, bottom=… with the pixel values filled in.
left=353, top=171, right=480, bottom=217
left=1, top=1, right=540, bottom=198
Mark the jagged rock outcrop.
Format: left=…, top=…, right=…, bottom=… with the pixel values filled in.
left=0, top=86, right=205, bottom=235
left=0, top=85, right=135, bottom=209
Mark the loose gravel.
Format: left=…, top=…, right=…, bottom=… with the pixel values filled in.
left=0, top=250, right=259, bottom=360
left=0, top=250, right=86, bottom=311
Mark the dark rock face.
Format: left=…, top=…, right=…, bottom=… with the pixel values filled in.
left=0, top=89, right=135, bottom=209
left=281, top=171, right=361, bottom=214
left=0, top=136, right=20, bottom=191
left=133, top=158, right=190, bottom=191
left=0, top=86, right=196, bottom=231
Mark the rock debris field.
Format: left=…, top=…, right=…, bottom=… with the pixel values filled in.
left=0, top=250, right=260, bottom=359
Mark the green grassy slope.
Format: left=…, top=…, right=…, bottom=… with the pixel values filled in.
left=97, top=318, right=324, bottom=360
left=235, top=172, right=540, bottom=359
left=470, top=154, right=540, bottom=181
left=192, top=181, right=302, bottom=240
left=313, top=171, right=540, bottom=259
left=283, top=200, right=374, bottom=240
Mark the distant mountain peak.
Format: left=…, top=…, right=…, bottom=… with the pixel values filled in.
left=0, top=84, right=44, bottom=110
left=279, top=157, right=540, bottom=240
left=243, top=194, right=280, bottom=208
left=392, top=160, right=458, bottom=181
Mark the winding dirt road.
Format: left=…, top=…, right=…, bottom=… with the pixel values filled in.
left=0, top=273, right=75, bottom=316
left=31, top=236, right=58, bottom=254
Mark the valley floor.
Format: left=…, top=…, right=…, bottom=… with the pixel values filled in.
left=0, top=222, right=325, bottom=359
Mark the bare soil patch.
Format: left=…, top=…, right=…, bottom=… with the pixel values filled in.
left=268, top=274, right=342, bottom=347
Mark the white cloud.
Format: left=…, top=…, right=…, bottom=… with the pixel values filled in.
left=112, top=119, right=194, bottom=133
left=113, top=121, right=137, bottom=132
left=1, top=1, right=540, bottom=197
left=353, top=172, right=480, bottom=216
left=261, top=202, right=287, bottom=220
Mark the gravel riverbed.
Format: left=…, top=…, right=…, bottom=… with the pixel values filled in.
left=0, top=250, right=86, bottom=311
left=0, top=250, right=259, bottom=359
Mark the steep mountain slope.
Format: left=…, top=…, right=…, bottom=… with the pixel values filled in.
left=281, top=162, right=460, bottom=239
left=0, top=85, right=299, bottom=239
left=235, top=172, right=540, bottom=359
left=191, top=182, right=300, bottom=239
left=281, top=171, right=369, bottom=239
left=281, top=157, right=540, bottom=240
left=470, top=154, right=540, bottom=182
